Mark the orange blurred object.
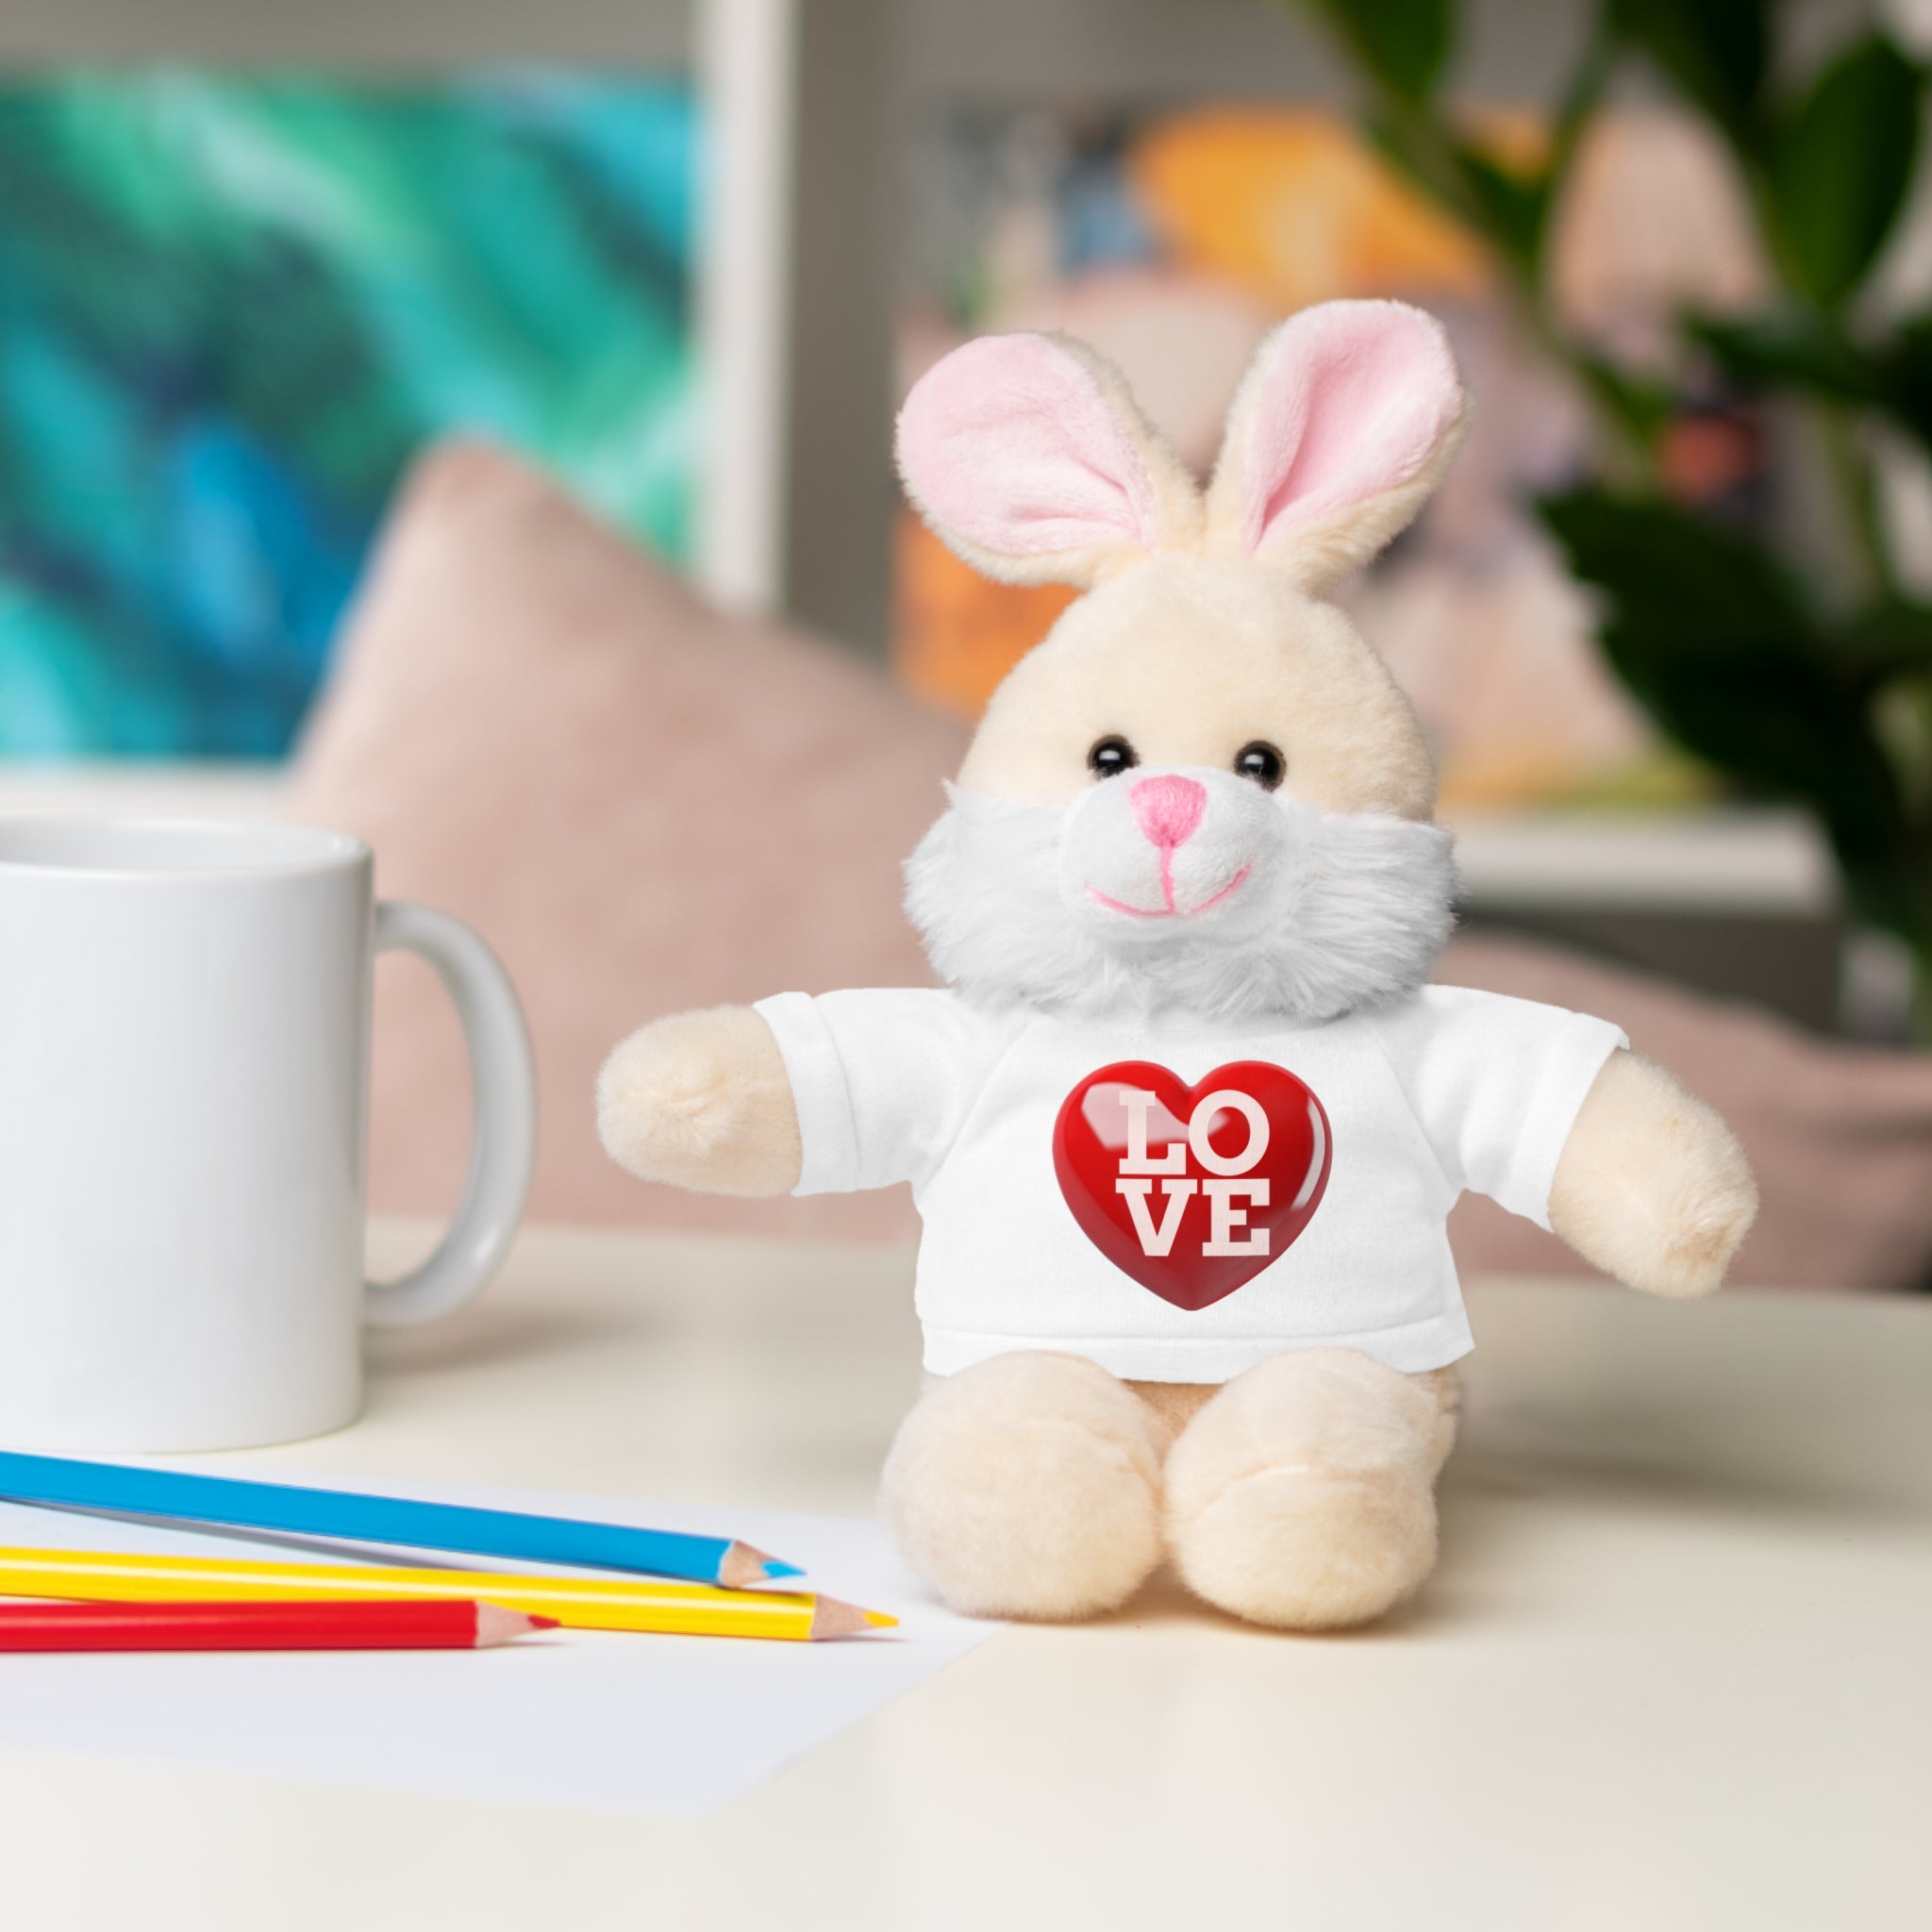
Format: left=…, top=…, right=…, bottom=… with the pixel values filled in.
left=1130, top=108, right=1493, bottom=308
left=893, top=108, right=1520, bottom=720
left=893, top=514, right=1075, bottom=719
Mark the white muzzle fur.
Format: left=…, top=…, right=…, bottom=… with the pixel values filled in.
left=906, top=769, right=1458, bottom=1024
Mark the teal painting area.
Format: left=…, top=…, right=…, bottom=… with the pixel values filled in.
left=0, top=71, right=698, bottom=758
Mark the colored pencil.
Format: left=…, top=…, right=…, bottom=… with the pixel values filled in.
left=0, top=1598, right=554, bottom=1652
left=0, top=1450, right=801, bottom=1587
left=0, top=1547, right=896, bottom=1642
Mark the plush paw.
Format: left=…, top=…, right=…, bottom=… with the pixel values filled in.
left=1641, top=1165, right=1757, bottom=1298
left=596, top=1005, right=802, bottom=1195
left=1550, top=1050, right=1759, bottom=1299
left=880, top=1353, right=1165, bottom=1621
left=1164, top=1350, right=1447, bottom=1630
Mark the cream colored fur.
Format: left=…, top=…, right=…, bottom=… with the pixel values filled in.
left=877, top=1351, right=1459, bottom=1627
left=596, top=1005, right=801, bottom=1196
left=598, top=304, right=1761, bottom=1633
left=1202, top=343, right=1471, bottom=597
left=1166, top=1351, right=1459, bottom=1629
left=958, top=558, right=1437, bottom=819
left=880, top=1352, right=1169, bottom=1619
left=1550, top=1048, right=1757, bottom=1297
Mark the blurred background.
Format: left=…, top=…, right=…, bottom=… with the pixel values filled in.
left=6, top=0, right=1932, bottom=1287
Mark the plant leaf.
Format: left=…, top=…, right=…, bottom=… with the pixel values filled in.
left=1447, top=139, right=1544, bottom=270
left=1538, top=488, right=1814, bottom=641
left=1538, top=488, right=1913, bottom=900
left=1837, top=600, right=1932, bottom=679
left=1696, top=308, right=1932, bottom=457
left=1765, top=33, right=1923, bottom=308
left=1877, top=313, right=1932, bottom=449
left=1607, top=0, right=1771, bottom=147
left=1691, top=311, right=1874, bottom=403
left=1292, top=0, right=1452, bottom=107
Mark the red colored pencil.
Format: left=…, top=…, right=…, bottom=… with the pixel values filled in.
left=0, top=1598, right=557, bottom=1652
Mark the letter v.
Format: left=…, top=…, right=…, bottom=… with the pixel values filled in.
left=1116, top=1177, right=1198, bottom=1257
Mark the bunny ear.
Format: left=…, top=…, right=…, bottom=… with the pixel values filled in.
left=1205, top=301, right=1468, bottom=593
left=895, top=333, right=1201, bottom=589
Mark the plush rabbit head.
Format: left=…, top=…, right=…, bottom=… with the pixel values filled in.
left=897, top=299, right=1470, bottom=1025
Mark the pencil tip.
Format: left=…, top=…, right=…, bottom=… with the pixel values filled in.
left=475, top=1604, right=559, bottom=1646
left=809, top=1595, right=898, bottom=1641
left=719, top=1541, right=803, bottom=1589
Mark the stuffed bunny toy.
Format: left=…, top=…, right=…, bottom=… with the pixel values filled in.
left=598, top=299, right=1758, bottom=1630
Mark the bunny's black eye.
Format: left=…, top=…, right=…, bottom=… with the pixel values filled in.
left=1088, top=735, right=1139, bottom=779
left=1234, top=741, right=1286, bottom=790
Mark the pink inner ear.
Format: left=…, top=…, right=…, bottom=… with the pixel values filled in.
left=896, top=335, right=1158, bottom=559
left=1240, top=303, right=1463, bottom=555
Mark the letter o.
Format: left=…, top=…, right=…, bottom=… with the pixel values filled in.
left=1188, top=1090, right=1270, bottom=1175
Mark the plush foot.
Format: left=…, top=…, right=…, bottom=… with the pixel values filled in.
left=1164, top=1350, right=1455, bottom=1631
left=880, top=1352, right=1166, bottom=1620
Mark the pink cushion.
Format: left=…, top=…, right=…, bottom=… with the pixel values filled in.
left=291, top=441, right=960, bottom=1240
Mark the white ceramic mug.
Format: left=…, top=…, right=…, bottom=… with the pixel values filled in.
left=0, top=817, right=537, bottom=1453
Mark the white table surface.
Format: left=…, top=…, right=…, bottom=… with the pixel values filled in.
left=4, top=1221, right=1929, bottom=1932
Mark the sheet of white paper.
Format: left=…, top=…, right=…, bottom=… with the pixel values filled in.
left=0, top=1472, right=1004, bottom=1814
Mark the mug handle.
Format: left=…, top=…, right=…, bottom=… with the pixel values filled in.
left=363, top=901, right=537, bottom=1330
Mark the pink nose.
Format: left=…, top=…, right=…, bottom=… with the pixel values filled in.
left=1130, top=774, right=1206, bottom=849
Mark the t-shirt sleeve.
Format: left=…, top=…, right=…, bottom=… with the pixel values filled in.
left=752, top=989, right=1009, bottom=1196
left=1370, top=986, right=1628, bottom=1229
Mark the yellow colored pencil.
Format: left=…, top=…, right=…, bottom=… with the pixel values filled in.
left=0, top=1547, right=895, bottom=1642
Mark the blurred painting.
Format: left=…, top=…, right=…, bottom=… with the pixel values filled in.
left=0, top=70, right=696, bottom=758
left=896, top=104, right=1770, bottom=813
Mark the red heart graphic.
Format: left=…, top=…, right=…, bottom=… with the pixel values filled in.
left=1052, top=1060, right=1331, bottom=1312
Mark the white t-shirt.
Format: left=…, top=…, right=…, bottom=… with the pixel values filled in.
left=754, top=986, right=1624, bottom=1382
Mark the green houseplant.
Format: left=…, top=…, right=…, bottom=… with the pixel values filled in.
left=1289, top=0, right=1932, bottom=1029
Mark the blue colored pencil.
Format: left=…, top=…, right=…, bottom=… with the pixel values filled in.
left=0, top=1451, right=803, bottom=1589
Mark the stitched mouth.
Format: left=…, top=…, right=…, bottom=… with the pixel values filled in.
left=1088, top=863, right=1251, bottom=921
